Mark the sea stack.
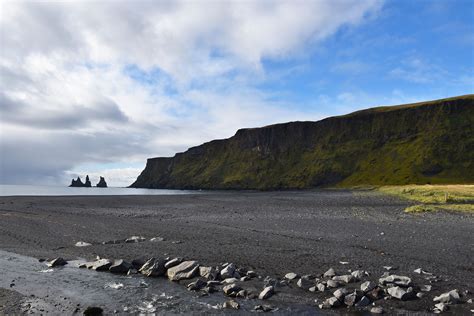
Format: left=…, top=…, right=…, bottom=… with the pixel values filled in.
left=96, top=176, right=107, bottom=188
left=84, top=175, right=92, bottom=187
left=69, top=177, right=84, bottom=187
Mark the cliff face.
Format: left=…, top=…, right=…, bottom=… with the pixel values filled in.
left=131, top=95, right=474, bottom=189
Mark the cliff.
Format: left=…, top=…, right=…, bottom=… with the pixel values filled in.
left=130, top=95, right=474, bottom=190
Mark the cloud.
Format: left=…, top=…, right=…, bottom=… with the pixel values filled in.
left=0, top=0, right=382, bottom=186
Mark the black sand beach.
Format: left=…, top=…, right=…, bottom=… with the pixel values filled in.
left=0, top=190, right=473, bottom=314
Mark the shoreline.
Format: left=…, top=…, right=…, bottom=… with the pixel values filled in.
left=0, top=190, right=473, bottom=314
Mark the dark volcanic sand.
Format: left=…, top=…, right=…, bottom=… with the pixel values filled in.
left=0, top=190, right=473, bottom=314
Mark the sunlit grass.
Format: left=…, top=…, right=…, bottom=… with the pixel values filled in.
left=378, top=185, right=474, bottom=213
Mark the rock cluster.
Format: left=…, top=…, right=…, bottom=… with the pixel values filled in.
left=69, top=175, right=107, bottom=187
left=44, top=245, right=471, bottom=314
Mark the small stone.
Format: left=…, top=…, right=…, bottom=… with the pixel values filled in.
left=223, top=283, right=242, bottom=297
left=125, top=236, right=146, bottom=243
left=344, top=293, right=357, bottom=306
left=467, top=299, right=472, bottom=304
left=420, top=285, right=432, bottom=292
left=187, top=279, right=207, bottom=291
left=222, top=278, right=239, bottom=284
left=309, top=286, right=317, bottom=292
left=416, top=292, right=425, bottom=298
left=47, top=257, right=67, bottom=267
left=246, top=270, right=257, bottom=278
left=361, top=281, right=376, bottom=292
left=259, top=286, right=274, bottom=300
left=316, top=283, right=326, bottom=292
left=254, top=305, right=274, bottom=312
left=150, top=237, right=165, bottom=242
left=351, top=270, right=365, bottom=280
left=355, top=296, right=371, bottom=307
left=433, top=289, right=460, bottom=304
left=387, top=286, right=414, bottom=301
left=220, top=263, right=237, bottom=279
left=199, top=266, right=218, bottom=280
left=323, top=268, right=336, bottom=278
left=236, top=290, right=248, bottom=298
left=324, top=297, right=341, bottom=308
left=383, top=266, right=396, bottom=271
left=285, top=272, right=299, bottom=280
left=370, top=306, right=384, bottom=314
left=139, top=258, right=167, bottom=277
left=332, top=274, right=355, bottom=284
left=75, top=241, right=92, bottom=247
left=127, top=269, right=137, bottom=275
left=326, top=280, right=340, bottom=288
left=223, top=300, right=240, bottom=310
left=240, top=276, right=251, bottom=282
left=297, top=277, right=313, bottom=290
left=434, top=302, right=448, bottom=312
left=367, top=287, right=384, bottom=300
left=333, top=288, right=349, bottom=300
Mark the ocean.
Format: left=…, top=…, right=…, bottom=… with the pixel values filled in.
left=0, top=184, right=198, bottom=196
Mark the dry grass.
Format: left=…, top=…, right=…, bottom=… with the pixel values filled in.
left=377, top=185, right=474, bottom=213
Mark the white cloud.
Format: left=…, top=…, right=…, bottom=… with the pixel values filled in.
left=0, top=0, right=382, bottom=186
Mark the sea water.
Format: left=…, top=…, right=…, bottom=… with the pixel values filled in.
left=0, top=184, right=198, bottom=196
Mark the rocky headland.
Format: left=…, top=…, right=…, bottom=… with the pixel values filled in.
left=131, top=95, right=474, bottom=190
left=69, top=175, right=107, bottom=188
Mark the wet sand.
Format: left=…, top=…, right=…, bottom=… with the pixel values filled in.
left=0, top=190, right=473, bottom=314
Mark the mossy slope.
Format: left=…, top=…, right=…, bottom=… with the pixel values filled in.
left=131, top=95, right=474, bottom=189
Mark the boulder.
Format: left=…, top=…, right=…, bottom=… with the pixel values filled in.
left=167, top=261, right=199, bottom=281
left=332, top=275, right=355, bottom=284
left=361, top=281, right=377, bottom=292
left=433, top=289, right=460, bottom=304
left=351, top=270, right=365, bottom=280
left=164, top=258, right=183, bottom=269
left=90, top=259, right=112, bottom=271
left=83, top=306, right=103, bottom=316
left=254, top=305, right=274, bottom=312
left=316, top=283, right=326, bottom=292
left=222, top=278, right=239, bottom=284
left=355, top=296, right=371, bottom=307
left=47, top=257, right=67, bottom=267
left=223, top=283, right=242, bottom=297
left=75, top=241, right=92, bottom=247
left=434, top=302, right=448, bottom=312
left=187, top=279, right=207, bottom=291
left=96, top=176, right=107, bottom=188
left=323, top=268, right=336, bottom=278
left=259, top=286, right=274, bottom=300
left=246, top=270, right=257, bottom=278
left=139, top=258, right=167, bottom=277
left=344, top=292, right=358, bottom=306
left=199, top=266, right=218, bottom=280
left=333, top=288, right=349, bottom=300
left=220, top=263, right=237, bottom=279
left=236, top=289, right=248, bottom=298
left=387, top=286, right=414, bottom=301
left=379, top=275, right=412, bottom=287
left=223, top=300, right=240, bottom=310
left=150, top=237, right=165, bottom=242
left=323, top=297, right=341, bottom=308
left=109, top=259, right=132, bottom=274
left=326, top=280, right=340, bottom=288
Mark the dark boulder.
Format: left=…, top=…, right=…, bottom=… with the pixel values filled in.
left=96, top=176, right=107, bottom=188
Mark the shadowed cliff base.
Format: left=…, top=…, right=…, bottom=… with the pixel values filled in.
left=131, top=95, right=474, bottom=190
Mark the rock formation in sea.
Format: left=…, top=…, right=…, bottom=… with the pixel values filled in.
left=130, top=95, right=474, bottom=190
left=96, top=176, right=107, bottom=188
left=69, top=175, right=104, bottom=187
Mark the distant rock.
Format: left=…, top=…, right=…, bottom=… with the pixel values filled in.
left=96, top=176, right=107, bottom=188
left=69, top=177, right=84, bottom=187
left=69, top=175, right=92, bottom=187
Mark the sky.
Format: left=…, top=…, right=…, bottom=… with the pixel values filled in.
left=1, top=0, right=473, bottom=187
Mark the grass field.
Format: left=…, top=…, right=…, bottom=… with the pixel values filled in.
left=378, top=185, right=474, bottom=213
